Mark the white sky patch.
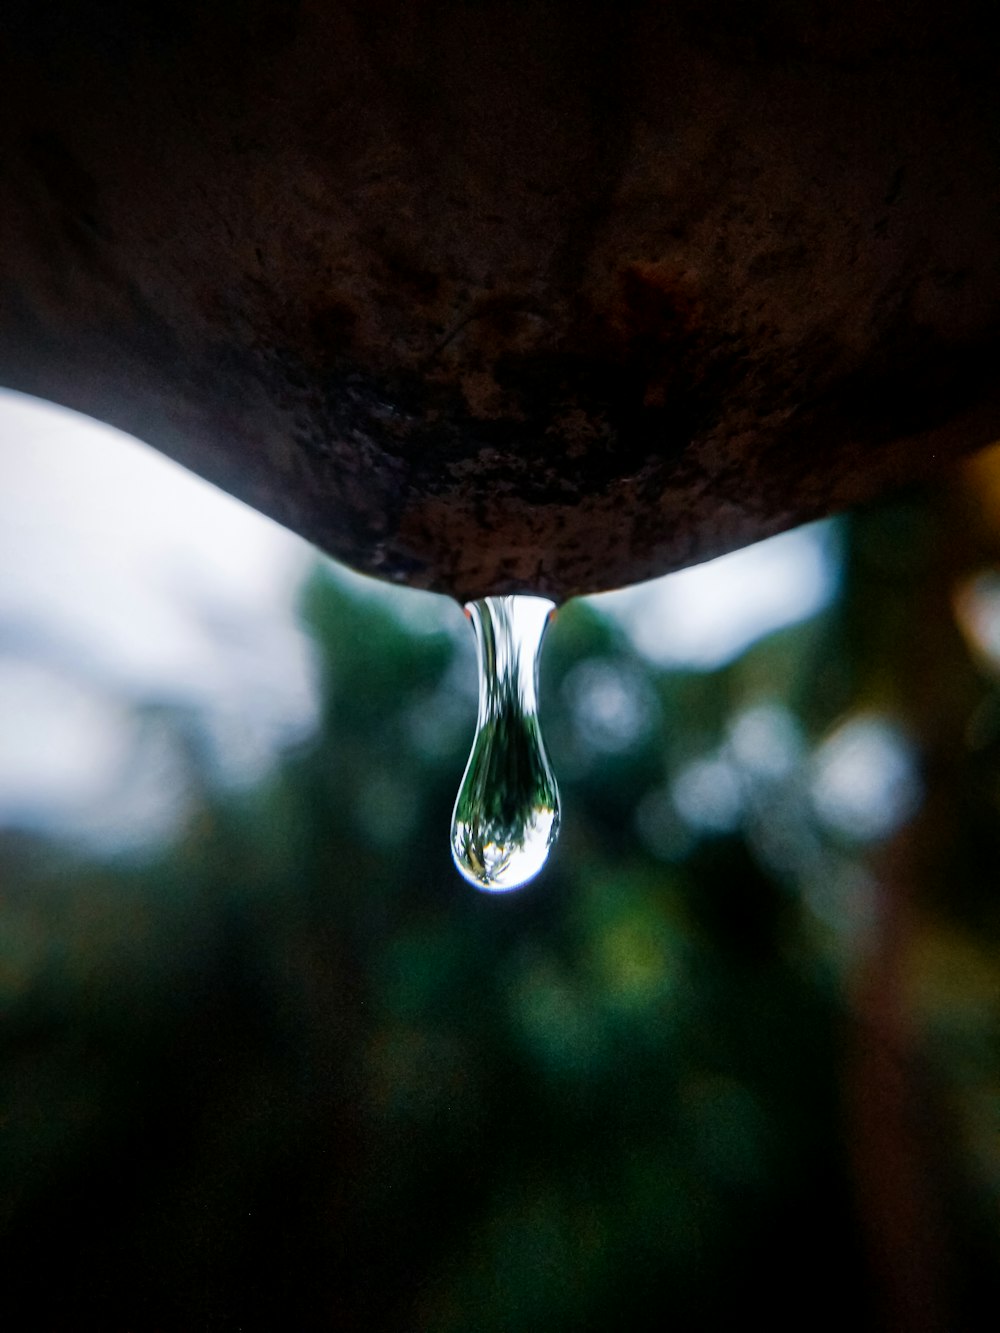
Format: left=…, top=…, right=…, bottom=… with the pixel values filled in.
left=0, top=389, right=322, bottom=841
left=591, top=523, right=839, bottom=670
left=0, top=659, right=132, bottom=812
left=0, top=389, right=314, bottom=694
left=0, top=658, right=191, bottom=852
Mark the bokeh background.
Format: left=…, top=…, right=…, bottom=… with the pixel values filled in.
left=3, top=387, right=1000, bottom=1330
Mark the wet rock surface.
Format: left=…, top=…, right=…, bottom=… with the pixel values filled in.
left=3, top=1, right=1000, bottom=599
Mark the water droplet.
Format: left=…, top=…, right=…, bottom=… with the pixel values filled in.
left=451, top=595, right=560, bottom=891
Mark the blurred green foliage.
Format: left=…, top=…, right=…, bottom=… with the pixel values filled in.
left=4, top=469, right=1000, bottom=1331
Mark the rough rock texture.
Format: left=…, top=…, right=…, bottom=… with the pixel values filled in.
left=3, top=1, right=1000, bottom=601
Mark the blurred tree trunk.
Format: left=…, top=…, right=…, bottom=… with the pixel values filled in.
left=844, top=473, right=993, bottom=1331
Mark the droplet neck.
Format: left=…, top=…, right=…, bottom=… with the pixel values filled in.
left=451, top=595, right=560, bottom=892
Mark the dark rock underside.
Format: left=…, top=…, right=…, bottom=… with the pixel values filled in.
left=3, top=1, right=1000, bottom=601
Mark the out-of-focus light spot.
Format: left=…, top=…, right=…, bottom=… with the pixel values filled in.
left=591, top=522, right=838, bottom=671
left=727, top=702, right=805, bottom=780
left=954, top=570, right=1000, bottom=670
left=671, top=756, right=743, bottom=833
left=810, top=714, right=921, bottom=842
left=562, top=657, right=657, bottom=754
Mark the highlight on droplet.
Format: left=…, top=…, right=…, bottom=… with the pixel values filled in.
left=451, top=595, right=560, bottom=892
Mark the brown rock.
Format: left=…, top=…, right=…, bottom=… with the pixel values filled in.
left=3, top=1, right=1000, bottom=601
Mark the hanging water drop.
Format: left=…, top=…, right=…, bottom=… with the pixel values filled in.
left=451, top=595, right=560, bottom=892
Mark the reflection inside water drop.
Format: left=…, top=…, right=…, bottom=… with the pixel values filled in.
left=451, top=595, right=560, bottom=892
